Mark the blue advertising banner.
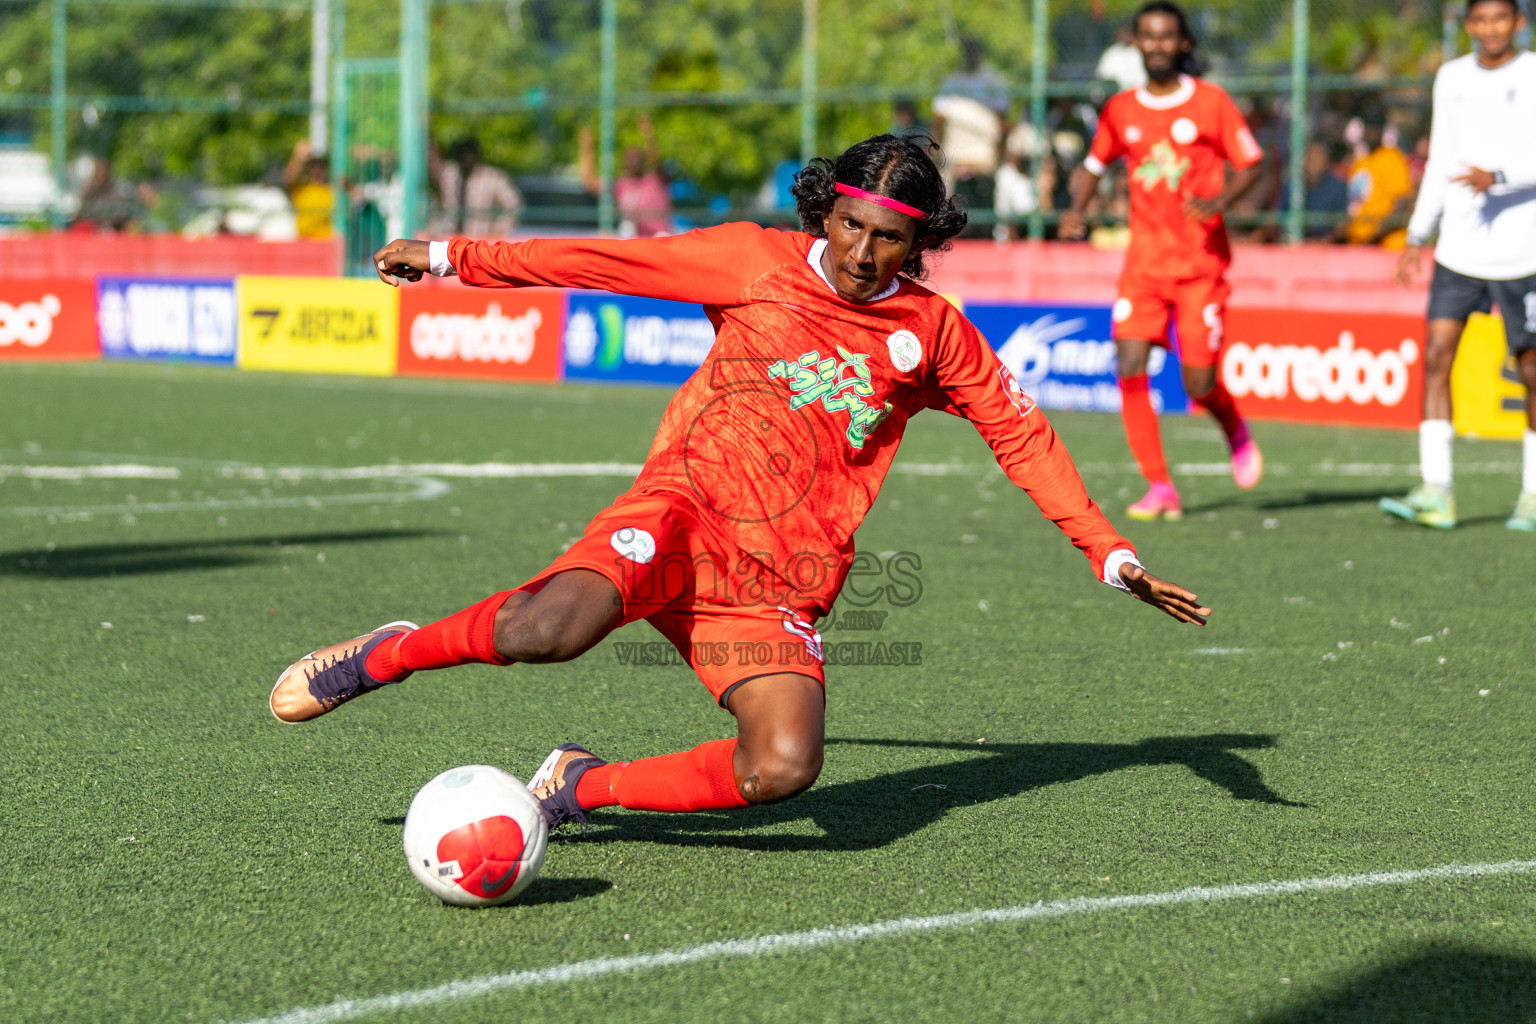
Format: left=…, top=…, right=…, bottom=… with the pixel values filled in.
left=966, top=302, right=1188, bottom=415
left=562, top=292, right=715, bottom=386
left=97, top=277, right=237, bottom=364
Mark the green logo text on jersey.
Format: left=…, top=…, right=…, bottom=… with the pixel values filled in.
left=1133, top=141, right=1191, bottom=193
left=768, top=346, right=893, bottom=449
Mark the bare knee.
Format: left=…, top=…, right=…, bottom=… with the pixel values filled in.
left=1423, top=321, right=1462, bottom=381
left=1116, top=339, right=1151, bottom=378
left=1518, top=351, right=1536, bottom=391
left=737, top=736, right=823, bottom=805
left=1183, top=365, right=1217, bottom=400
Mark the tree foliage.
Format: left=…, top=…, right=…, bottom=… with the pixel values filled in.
left=0, top=0, right=1452, bottom=195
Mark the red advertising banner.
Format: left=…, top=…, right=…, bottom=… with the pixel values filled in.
left=1220, top=309, right=1424, bottom=429
left=397, top=287, right=564, bottom=382
left=0, top=279, right=97, bottom=360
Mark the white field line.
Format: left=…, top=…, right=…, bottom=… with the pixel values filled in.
left=229, top=858, right=1536, bottom=1024
left=2, top=456, right=1527, bottom=519
left=0, top=464, right=180, bottom=480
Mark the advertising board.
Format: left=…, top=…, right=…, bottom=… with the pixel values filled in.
left=97, top=277, right=236, bottom=364
left=0, top=279, right=97, bottom=360
left=966, top=301, right=1189, bottom=415
left=1450, top=312, right=1526, bottom=440
left=397, top=287, right=563, bottom=382
left=236, top=276, right=399, bottom=376
left=1220, top=309, right=1423, bottom=429
left=563, top=292, right=715, bottom=386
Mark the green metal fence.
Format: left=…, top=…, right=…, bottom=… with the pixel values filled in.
left=0, top=0, right=1501, bottom=265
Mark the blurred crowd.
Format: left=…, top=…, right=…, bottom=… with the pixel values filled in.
left=12, top=14, right=1450, bottom=248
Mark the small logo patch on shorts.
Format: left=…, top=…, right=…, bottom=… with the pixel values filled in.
left=610, top=527, right=657, bottom=564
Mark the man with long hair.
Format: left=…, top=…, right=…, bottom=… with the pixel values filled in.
left=269, top=134, right=1210, bottom=834
left=1062, top=1, right=1266, bottom=521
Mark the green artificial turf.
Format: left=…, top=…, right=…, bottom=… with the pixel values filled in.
left=0, top=360, right=1532, bottom=1024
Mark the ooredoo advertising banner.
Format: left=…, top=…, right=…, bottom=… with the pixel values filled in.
left=397, top=287, right=563, bottom=382
left=966, top=301, right=1189, bottom=415
left=97, top=277, right=236, bottom=364
left=0, top=279, right=97, bottom=360
left=563, top=292, right=716, bottom=386
left=1220, top=309, right=1423, bottom=429
left=236, top=276, right=399, bottom=376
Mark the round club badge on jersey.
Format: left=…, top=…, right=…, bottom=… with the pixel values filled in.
left=610, top=527, right=657, bottom=564
left=1171, top=118, right=1198, bottom=145
left=886, top=330, right=922, bottom=373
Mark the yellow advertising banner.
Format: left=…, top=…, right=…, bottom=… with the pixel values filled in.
left=237, top=276, right=399, bottom=376
left=1451, top=312, right=1526, bottom=440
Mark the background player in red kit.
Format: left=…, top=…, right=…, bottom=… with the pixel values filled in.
left=268, top=134, right=1211, bottom=835
left=1061, top=1, right=1266, bottom=522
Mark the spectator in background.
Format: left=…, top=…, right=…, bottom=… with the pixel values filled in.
left=580, top=116, right=673, bottom=237
left=1097, top=25, right=1149, bottom=92
left=1268, top=140, right=1349, bottom=240
left=283, top=139, right=335, bottom=240
left=891, top=99, right=927, bottom=137
left=1341, top=110, right=1412, bottom=246
left=993, top=126, right=1039, bottom=241
left=1055, top=0, right=1112, bottom=78
left=70, top=157, right=144, bottom=233
left=931, top=36, right=1010, bottom=230
left=433, top=138, right=523, bottom=239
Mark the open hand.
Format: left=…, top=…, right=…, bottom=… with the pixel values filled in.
left=1118, top=563, right=1211, bottom=626
left=1450, top=165, right=1496, bottom=194
left=1395, top=244, right=1424, bottom=288
left=372, top=238, right=431, bottom=286
left=1058, top=210, right=1087, bottom=240
left=1183, top=195, right=1221, bottom=221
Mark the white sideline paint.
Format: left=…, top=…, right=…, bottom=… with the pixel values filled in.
left=0, top=464, right=180, bottom=480
left=229, top=858, right=1536, bottom=1024
left=2, top=456, right=1528, bottom=519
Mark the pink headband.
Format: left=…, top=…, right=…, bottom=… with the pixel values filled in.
left=835, top=182, right=929, bottom=220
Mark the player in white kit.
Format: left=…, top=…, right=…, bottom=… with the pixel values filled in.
left=1384, top=0, right=1536, bottom=530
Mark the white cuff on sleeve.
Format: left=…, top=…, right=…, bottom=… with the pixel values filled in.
left=1083, top=154, right=1107, bottom=177
left=428, top=240, right=457, bottom=278
left=1102, top=548, right=1143, bottom=593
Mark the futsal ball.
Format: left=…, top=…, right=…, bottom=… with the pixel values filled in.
left=403, top=765, right=549, bottom=907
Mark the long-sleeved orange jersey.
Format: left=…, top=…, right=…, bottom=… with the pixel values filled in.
left=446, top=223, right=1134, bottom=613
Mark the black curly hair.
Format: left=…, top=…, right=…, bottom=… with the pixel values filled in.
left=1134, top=1, right=1205, bottom=77
left=790, top=133, right=968, bottom=281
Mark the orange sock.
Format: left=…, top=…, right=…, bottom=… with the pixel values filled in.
left=1118, top=374, right=1171, bottom=484
left=573, top=762, right=625, bottom=809
left=365, top=591, right=515, bottom=681
left=1192, top=380, right=1250, bottom=451
left=606, top=739, right=749, bottom=812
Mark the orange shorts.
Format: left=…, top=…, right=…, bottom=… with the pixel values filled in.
left=1111, top=273, right=1231, bottom=367
left=517, top=489, right=826, bottom=706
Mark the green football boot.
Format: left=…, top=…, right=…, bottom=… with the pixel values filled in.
left=1507, top=491, right=1536, bottom=532
left=1379, top=484, right=1457, bottom=530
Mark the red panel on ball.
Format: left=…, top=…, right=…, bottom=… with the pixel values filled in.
left=436, top=815, right=526, bottom=899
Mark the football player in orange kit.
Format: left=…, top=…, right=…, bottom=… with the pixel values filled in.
left=269, top=133, right=1211, bottom=834
left=1061, top=1, right=1266, bottom=521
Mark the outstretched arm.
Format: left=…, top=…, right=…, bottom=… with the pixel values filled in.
left=372, top=222, right=784, bottom=305
left=931, top=311, right=1210, bottom=625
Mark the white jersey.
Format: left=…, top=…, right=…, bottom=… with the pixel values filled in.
left=1407, top=51, right=1536, bottom=281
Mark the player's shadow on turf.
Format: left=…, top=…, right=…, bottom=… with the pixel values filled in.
left=1252, top=946, right=1536, bottom=1023
left=583, top=733, right=1306, bottom=852
left=1182, top=488, right=1402, bottom=516
left=0, top=529, right=444, bottom=578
